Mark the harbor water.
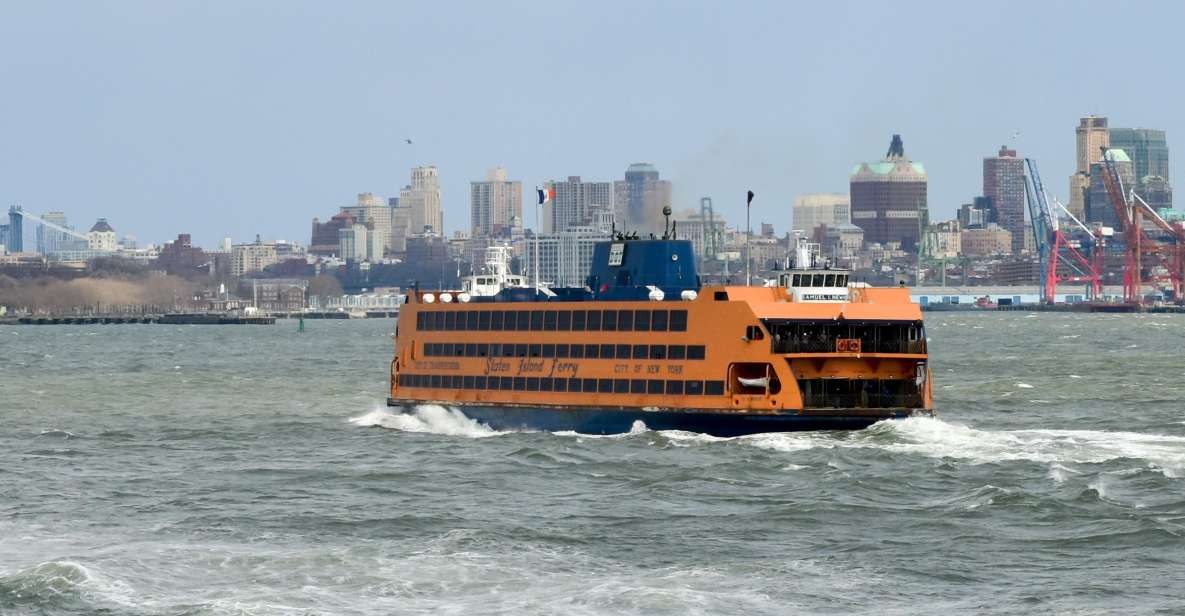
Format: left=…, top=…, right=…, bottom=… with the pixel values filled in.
left=2, top=313, right=1184, bottom=615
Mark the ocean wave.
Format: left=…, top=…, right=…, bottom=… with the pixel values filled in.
left=349, top=405, right=502, bottom=438
left=741, top=417, right=1185, bottom=477
left=0, top=561, right=136, bottom=611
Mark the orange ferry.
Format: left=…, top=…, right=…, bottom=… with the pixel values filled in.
left=387, top=234, right=932, bottom=436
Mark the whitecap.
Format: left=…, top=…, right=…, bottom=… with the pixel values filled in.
left=349, top=405, right=501, bottom=438
left=1016, top=383, right=1034, bottom=389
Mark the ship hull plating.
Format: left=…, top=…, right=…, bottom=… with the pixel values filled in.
left=386, top=399, right=927, bottom=437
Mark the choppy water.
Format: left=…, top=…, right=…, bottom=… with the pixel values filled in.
left=2, top=313, right=1185, bottom=615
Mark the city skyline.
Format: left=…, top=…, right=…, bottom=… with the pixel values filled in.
left=2, top=2, right=1185, bottom=247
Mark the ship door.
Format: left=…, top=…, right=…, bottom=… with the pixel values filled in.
left=728, top=363, right=781, bottom=396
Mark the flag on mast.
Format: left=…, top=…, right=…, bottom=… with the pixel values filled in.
left=537, top=186, right=554, bottom=205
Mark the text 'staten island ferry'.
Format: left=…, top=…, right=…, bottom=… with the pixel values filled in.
left=388, top=222, right=932, bottom=436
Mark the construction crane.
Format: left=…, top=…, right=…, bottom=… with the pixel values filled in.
left=1024, top=158, right=1103, bottom=303
left=1099, top=147, right=1185, bottom=304
left=699, top=197, right=720, bottom=273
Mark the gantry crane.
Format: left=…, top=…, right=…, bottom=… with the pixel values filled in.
left=1099, top=147, right=1185, bottom=304
left=1024, top=158, right=1103, bottom=303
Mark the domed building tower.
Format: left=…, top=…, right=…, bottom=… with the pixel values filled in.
left=87, top=218, right=117, bottom=252
left=849, top=135, right=929, bottom=251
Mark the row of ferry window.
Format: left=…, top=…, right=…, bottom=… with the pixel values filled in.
left=790, top=273, right=849, bottom=287
left=423, top=342, right=707, bottom=360
left=398, top=373, right=726, bottom=396
left=415, top=308, right=689, bottom=333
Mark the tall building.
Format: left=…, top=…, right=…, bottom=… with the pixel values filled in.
left=983, top=146, right=1026, bottom=253
left=310, top=211, right=355, bottom=256
left=231, top=239, right=280, bottom=277
left=524, top=226, right=611, bottom=287
left=546, top=176, right=615, bottom=233
left=87, top=219, right=117, bottom=251
left=400, top=165, right=443, bottom=236
left=792, top=193, right=850, bottom=235
left=470, top=167, right=523, bottom=237
left=338, top=223, right=369, bottom=262
left=1087, top=149, right=1135, bottom=229
left=340, top=193, right=391, bottom=256
left=1109, top=128, right=1169, bottom=181
left=849, top=135, right=929, bottom=251
left=36, top=212, right=71, bottom=255
left=1069, top=116, right=1110, bottom=220
left=614, top=163, right=671, bottom=234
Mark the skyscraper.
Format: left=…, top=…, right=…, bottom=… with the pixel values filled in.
left=1109, top=128, right=1169, bottom=181
left=983, top=146, right=1026, bottom=253
left=400, top=165, right=443, bottom=236
left=1087, top=149, right=1134, bottom=229
left=613, top=163, right=671, bottom=234
left=1069, top=116, right=1110, bottom=220
left=792, top=193, right=850, bottom=235
left=340, top=192, right=391, bottom=256
left=469, top=167, right=522, bottom=237
left=849, top=135, right=928, bottom=251
left=546, top=176, right=615, bottom=233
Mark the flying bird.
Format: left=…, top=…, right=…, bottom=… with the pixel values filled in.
left=405, top=138, right=413, bottom=144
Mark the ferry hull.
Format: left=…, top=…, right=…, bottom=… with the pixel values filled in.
left=386, top=399, right=926, bottom=437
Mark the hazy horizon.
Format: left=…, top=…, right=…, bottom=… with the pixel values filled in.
left=2, top=0, right=1183, bottom=247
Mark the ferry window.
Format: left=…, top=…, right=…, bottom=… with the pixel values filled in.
left=503, top=310, right=516, bottom=331
left=490, top=311, right=504, bottom=330
left=668, top=345, right=686, bottom=360
left=445, top=311, right=456, bottom=331
left=666, top=380, right=684, bottom=395
left=824, top=274, right=835, bottom=287
left=529, top=344, right=541, bottom=358
left=686, top=380, right=704, bottom=395
left=587, top=310, right=602, bottom=331
left=454, top=344, right=466, bottom=357
left=558, top=311, right=572, bottom=330
left=540, top=378, right=553, bottom=392
left=478, top=311, right=491, bottom=331
left=544, top=311, right=557, bottom=331
left=602, top=310, right=617, bottom=331
left=514, top=377, right=526, bottom=391
left=584, top=344, right=599, bottom=358
left=648, top=380, right=664, bottom=394
left=475, top=376, right=487, bottom=390
left=839, top=275, right=848, bottom=287
left=542, top=344, right=555, bottom=358
left=487, top=376, right=500, bottom=390
left=670, top=310, right=688, bottom=332
left=434, top=312, right=445, bottom=331
left=714, top=291, right=728, bottom=301
left=463, top=375, right=475, bottom=389
left=572, top=310, right=586, bottom=331
left=503, top=344, right=516, bottom=358
left=430, top=374, right=442, bottom=388
left=705, top=381, right=725, bottom=396
left=568, top=344, right=581, bottom=358
left=651, top=310, right=668, bottom=331
left=811, top=274, right=825, bottom=287
left=488, top=343, right=501, bottom=357
left=631, top=380, right=646, bottom=394
left=598, top=379, right=613, bottom=393
left=515, top=343, right=528, bottom=357
left=583, top=378, right=598, bottom=393
left=477, top=343, right=489, bottom=357
left=517, top=310, right=530, bottom=331
left=527, top=377, right=540, bottom=392
left=425, top=343, right=437, bottom=356
left=650, top=345, right=666, bottom=360
left=570, top=378, right=584, bottom=393
left=501, top=376, right=514, bottom=390
left=600, top=344, right=615, bottom=359
left=554, top=378, right=567, bottom=392
left=530, top=311, right=544, bottom=331
left=614, top=379, right=629, bottom=394
left=416, top=312, right=426, bottom=330
left=555, top=344, right=569, bottom=358
left=618, top=310, right=633, bottom=331
left=633, top=344, right=649, bottom=359
left=791, top=274, right=801, bottom=286
left=465, top=343, right=477, bottom=357
left=688, top=345, right=706, bottom=360
left=616, top=344, right=631, bottom=359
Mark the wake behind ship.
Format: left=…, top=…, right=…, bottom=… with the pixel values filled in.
left=387, top=233, right=932, bottom=436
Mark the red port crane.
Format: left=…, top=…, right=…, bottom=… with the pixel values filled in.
left=1024, top=158, right=1103, bottom=303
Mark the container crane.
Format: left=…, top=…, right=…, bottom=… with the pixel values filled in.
left=1023, top=158, right=1102, bottom=303
left=1099, top=147, right=1185, bottom=304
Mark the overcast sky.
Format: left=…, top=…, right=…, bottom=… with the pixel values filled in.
left=2, top=1, right=1182, bottom=247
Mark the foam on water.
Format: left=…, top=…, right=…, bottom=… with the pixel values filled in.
left=349, top=405, right=503, bottom=438
left=740, top=417, right=1185, bottom=477
left=0, top=561, right=137, bottom=611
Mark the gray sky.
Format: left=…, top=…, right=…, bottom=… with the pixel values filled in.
left=2, top=1, right=1182, bottom=247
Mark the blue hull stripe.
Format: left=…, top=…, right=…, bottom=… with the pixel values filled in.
left=386, top=399, right=917, bottom=437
